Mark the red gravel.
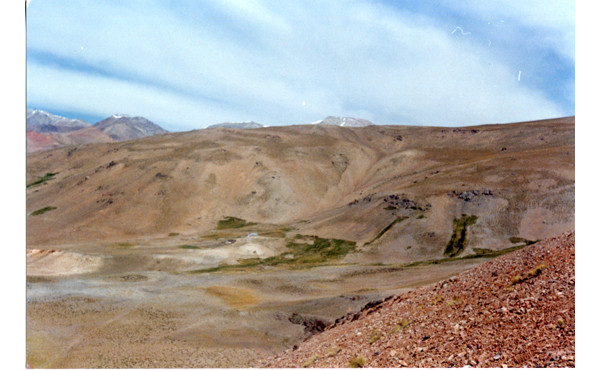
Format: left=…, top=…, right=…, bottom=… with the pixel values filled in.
left=260, top=231, right=575, bottom=368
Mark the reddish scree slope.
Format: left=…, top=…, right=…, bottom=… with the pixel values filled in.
left=261, top=231, right=574, bottom=368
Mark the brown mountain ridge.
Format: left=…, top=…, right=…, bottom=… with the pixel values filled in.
left=27, top=116, right=574, bottom=262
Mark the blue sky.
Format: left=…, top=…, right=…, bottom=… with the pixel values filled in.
left=26, top=0, right=574, bottom=131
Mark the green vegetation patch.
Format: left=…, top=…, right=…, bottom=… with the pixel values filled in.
left=444, top=214, right=478, bottom=257
left=30, top=206, right=56, bottom=216
left=27, top=172, right=57, bottom=188
left=191, top=235, right=357, bottom=273
left=365, top=216, right=408, bottom=245
left=509, top=237, right=540, bottom=246
left=259, top=226, right=295, bottom=238
left=405, top=243, right=529, bottom=267
left=177, top=245, right=200, bottom=249
left=114, top=242, right=135, bottom=249
left=216, top=216, right=258, bottom=230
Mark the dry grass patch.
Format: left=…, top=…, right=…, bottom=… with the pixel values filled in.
left=302, top=354, right=320, bottom=368
left=512, top=264, right=547, bottom=285
left=511, top=274, right=525, bottom=285
left=431, top=294, right=444, bottom=305
left=348, top=355, right=366, bottom=368
left=368, top=329, right=383, bottom=344
left=324, top=347, right=342, bottom=358
left=527, top=264, right=547, bottom=278
left=447, top=295, right=464, bottom=306
left=204, top=285, right=260, bottom=309
left=390, top=318, right=411, bottom=334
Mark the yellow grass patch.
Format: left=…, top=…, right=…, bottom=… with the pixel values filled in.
left=204, top=285, right=260, bottom=309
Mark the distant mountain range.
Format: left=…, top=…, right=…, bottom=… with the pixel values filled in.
left=94, top=115, right=168, bottom=141
left=27, top=109, right=92, bottom=133
left=311, top=116, right=374, bottom=127
left=26, top=109, right=168, bottom=153
left=206, top=116, right=375, bottom=130
left=206, top=121, right=265, bottom=129
left=26, top=109, right=375, bottom=153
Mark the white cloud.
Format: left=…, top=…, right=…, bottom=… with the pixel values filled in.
left=446, top=0, right=575, bottom=62
left=26, top=0, right=572, bottom=130
left=27, top=61, right=251, bottom=130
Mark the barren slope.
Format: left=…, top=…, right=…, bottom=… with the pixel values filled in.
left=262, top=230, right=575, bottom=368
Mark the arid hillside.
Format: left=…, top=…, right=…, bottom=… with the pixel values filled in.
left=27, top=117, right=574, bottom=264
left=262, top=230, right=575, bottom=368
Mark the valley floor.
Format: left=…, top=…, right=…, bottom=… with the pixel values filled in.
left=26, top=235, right=490, bottom=368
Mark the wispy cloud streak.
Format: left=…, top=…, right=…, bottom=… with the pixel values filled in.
left=26, top=0, right=574, bottom=130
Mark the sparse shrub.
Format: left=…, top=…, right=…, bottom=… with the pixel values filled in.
left=348, top=355, right=366, bottom=368
left=30, top=206, right=56, bottom=216
left=391, top=318, right=411, bottom=333
left=512, top=274, right=525, bottom=284
left=302, top=355, right=320, bottom=368
left=556, top=317, right=565, bottom=326
left=431, top=294, right=444, bottom=305
left=324, top=347, right=342, bottom=358
left=526, top=264, right=547, bottom=278
left=168, top=232, right=179, bottom=237
left=447, top=296, right=464, bottom=306
left=368, top=329, right=383, bottom=344
left=512, top=264, right=546, bottom=285
left=416, top=214, right=426, bottom=219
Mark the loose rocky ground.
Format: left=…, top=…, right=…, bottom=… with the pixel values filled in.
left=261, top=231, right=574, bottom=368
